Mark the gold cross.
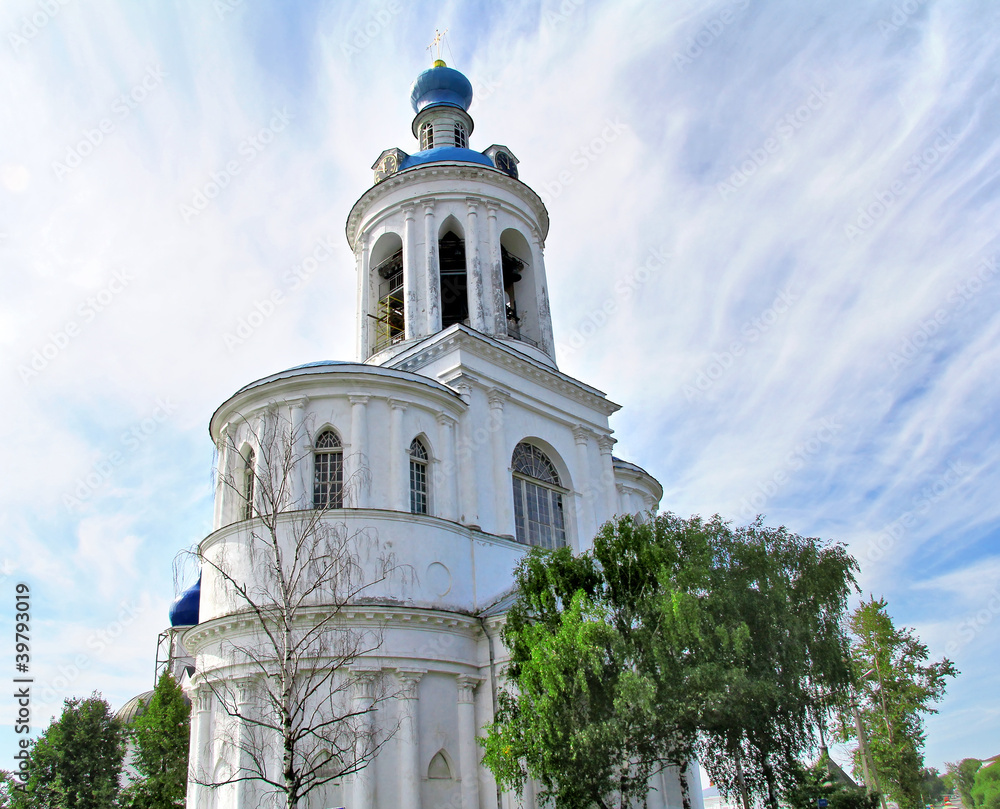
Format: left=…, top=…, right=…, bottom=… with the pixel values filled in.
left=426, top=28, right=448, bottom=60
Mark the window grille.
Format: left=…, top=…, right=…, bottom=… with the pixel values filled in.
left=242, top=447, right=255, bottom=520
left=454, top=123, right=468, bottom=148
left=420, top=121, right=434, bottom=150
left=409, top=438, right=428, bottom=515
left=313, top=430, right=343, bottom=509
left=511, top=443, right=567, bottom=549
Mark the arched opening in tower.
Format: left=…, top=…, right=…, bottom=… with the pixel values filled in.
left=439, top=230, right=468, bottom=328
left=500, top=229, right=535, bottom=346
left=371, top=232, right=404, bottom=353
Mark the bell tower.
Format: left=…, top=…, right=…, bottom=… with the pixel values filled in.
left=348, top=60, right=557, bottom=368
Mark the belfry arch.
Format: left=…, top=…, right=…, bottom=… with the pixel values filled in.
left=371, top=232, right=404, bottom=354
left=438, top=216, right=468, bottom=328
left=500, top=228, right=538, bottom=347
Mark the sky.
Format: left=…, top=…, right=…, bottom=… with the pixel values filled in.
left=1, top=0, right=998, bottom=779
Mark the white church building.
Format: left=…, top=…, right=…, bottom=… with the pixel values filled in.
left=164, top=58, right=699, bottom=809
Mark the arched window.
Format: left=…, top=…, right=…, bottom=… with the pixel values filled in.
left=454, top=122, right=468, bottom=148
left=420, top=121, right=434, bottom=150
left=428, top=750, right=453, bottom=779
left=313, top=430, right=343, bottom=509
left=511, top=443, right=566, bottom=549
left=242, top=447, right=255, bottom=520
left=409, top=438, right=429, bottom=515
left=439, top=230, right=468, bottom=327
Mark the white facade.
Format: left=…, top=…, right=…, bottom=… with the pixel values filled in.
left=177, top=61, right=692, bottom=809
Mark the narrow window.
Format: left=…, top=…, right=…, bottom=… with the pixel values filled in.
left=374, top=247, right=404, bottom=351
left=511, top=443, right=566, bottom=549
left=313, top=430, right=343, bottom=509
left=409, top=438, right=429, bottom=515
left=501, top=245, right=525, bottom=339
left=242, top=447, right=255, bottom=520
left=439, top=231, right=468, bottom=327
left=454, top=122, right=468, bottom=148
left=420, top=121, right=434, bottom=150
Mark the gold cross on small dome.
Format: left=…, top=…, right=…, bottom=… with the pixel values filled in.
left=426, top=28, right=448, bottom=64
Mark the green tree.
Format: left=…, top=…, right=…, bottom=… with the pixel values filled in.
left=16, top=693, right=125, bottom=809
left=842, top=599, right=957, bottom=809
left=697, top=519, right=858, bottom=809
left=480, top=513, right=859, bottom=809
left=946, top=759, right=982, bottom=808
left=782, top=758, right=880, bottom=809
left=121, top=671, right=191, bottom=808
left=972, top=764, right=1000, bottom=809
left=920, top=768, right=948, bottom=805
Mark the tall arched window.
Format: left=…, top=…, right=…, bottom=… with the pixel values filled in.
left=409, top=438, right=429, bottom=515
left=242, top=447, right=255, bottom=520
left=439, top=230, right=468, bottom=327
left=511, top=443, right=567, bottom=549
left=454, top=122, right=468, bottom=148
left=313, top=430, right=343, bottom=509
left=420, top=121, right=434, bottom=150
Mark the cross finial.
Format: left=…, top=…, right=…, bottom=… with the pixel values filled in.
left=426, top=28, right=448, bottom=62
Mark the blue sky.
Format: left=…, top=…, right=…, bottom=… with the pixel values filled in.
left=1, top=0, right=997, bottom=776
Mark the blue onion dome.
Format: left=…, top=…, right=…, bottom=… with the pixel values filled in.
left=168, top=576, right=201, bottom=627
left=410, top=60, right=473, bottom=113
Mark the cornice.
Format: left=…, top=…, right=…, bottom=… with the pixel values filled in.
left=346, top=163, right=550, bottom=250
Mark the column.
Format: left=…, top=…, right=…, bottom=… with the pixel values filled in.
left=435, top=413, right=459, bottom=521
left=597, top=435, right=619, bottom=522
left=186, top=688, right=213, bottom=809
left=357, top=239, right=372, bottom=360
left=573, top=425, right=597, bottom=546
left=488, top=389, right=511, bottom=535
left=465, top=198, right=487, bottom=332
left=403, top=204, right=420, bottom=340
left=422, top=199, right=441, bottom=334
left=529, top=229, right=555, bottom=358
left=288, top=397, right=308, bottom=510
left=389, top=399, right=408, bottom=511
left=214, top=423, right=230, bottom=529
left=234, top=681, right=255, bottom=809
left=456, top=676, right=482, bottom=809
left=348, top=395, right=370, bottom=507
left=453, top=380, right=478, bottom=525
left=397, top=670, right=426, bottom=809
left=487, top=205, right=505, bottom=336
left=351, top=671, right=378, bottom=809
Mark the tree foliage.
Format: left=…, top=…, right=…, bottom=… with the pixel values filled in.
left=782, top=758, right=880, bottom=809
left=946, top=759, right=983, bottom=809
left=480, top=513, right=859, bottom=809
left=972, top=764, right=1000, bottom=809
left=12, top=694, right=125, bottom=809
left=841, top=599, right=957, bottom=809
left=121, top=671, right=191, bottom=809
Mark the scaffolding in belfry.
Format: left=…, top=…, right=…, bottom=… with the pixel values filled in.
left=374, top=248, right=404, bottom=352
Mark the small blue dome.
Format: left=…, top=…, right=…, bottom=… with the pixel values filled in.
left=168, top=576, right=200, bottom=627
left=399, top=147, right=494, bottom=170
left=410, top=63, right=473, bottom=113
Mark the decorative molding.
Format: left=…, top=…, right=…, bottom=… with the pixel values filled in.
left=396, top=669, right=427, bottom=699
left=456, top=674, right=482, bottom=704
left=597, top=434, right=617, bottom=454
